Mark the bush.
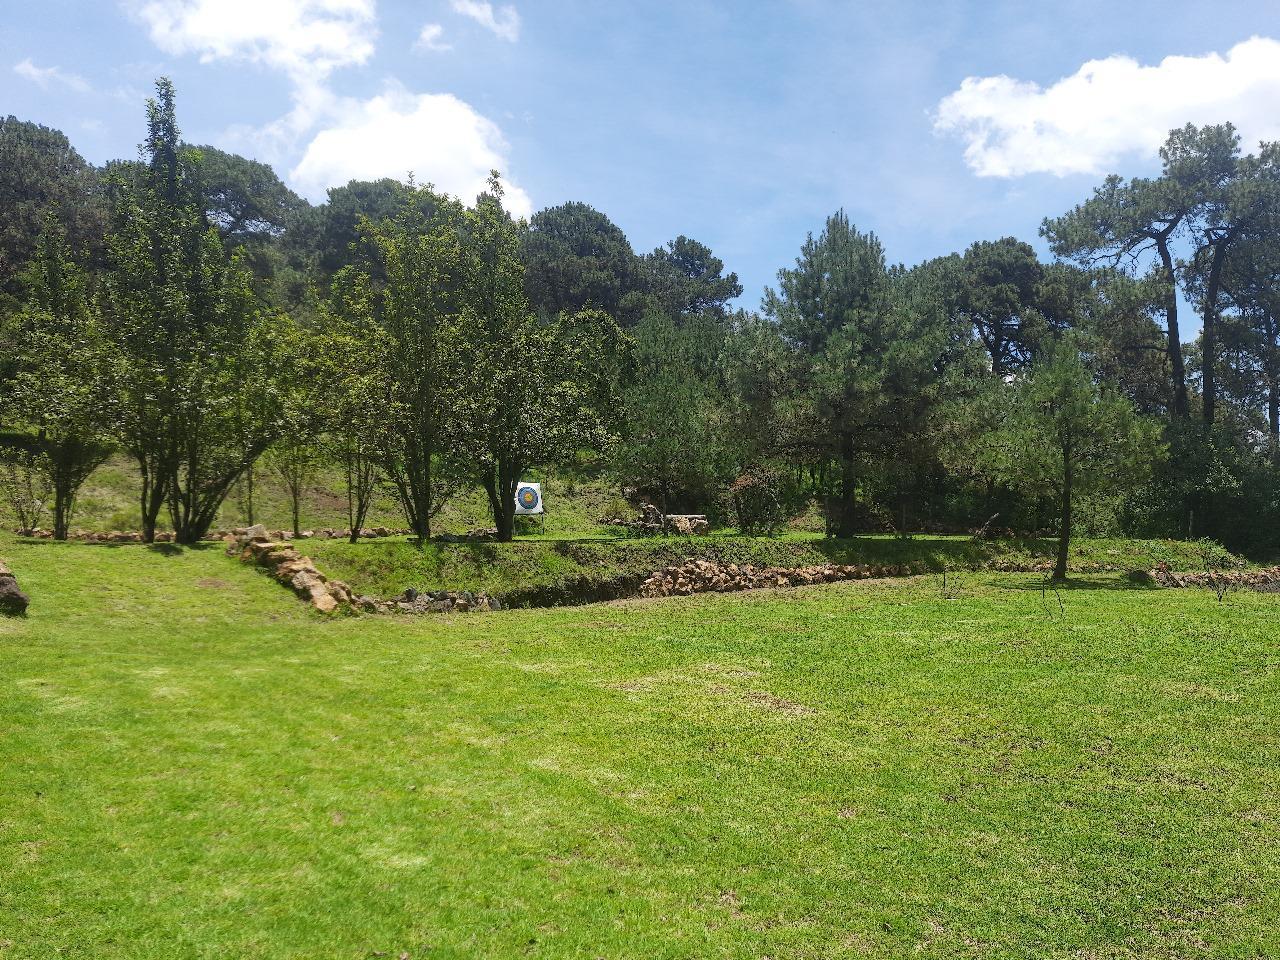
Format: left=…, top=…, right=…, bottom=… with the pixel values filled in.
left=727, top=468, right=791, bottom=536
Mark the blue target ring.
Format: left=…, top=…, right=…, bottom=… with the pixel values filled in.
left=517, top=486, right=540, bottom=510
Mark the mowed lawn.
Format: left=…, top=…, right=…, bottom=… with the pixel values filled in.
left=3, top=539, right=1280, bottom=958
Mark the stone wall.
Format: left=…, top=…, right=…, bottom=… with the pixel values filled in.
left=227, top=525, right=501, bottom=615
left=638, top=559, right=916, bottom=598
left=1147, top=564, right=1280, bottom=591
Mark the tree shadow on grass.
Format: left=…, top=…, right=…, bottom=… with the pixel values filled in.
left=9, top=538, right=223, bottom=556
left=996, top=575, right=1158, bottom=593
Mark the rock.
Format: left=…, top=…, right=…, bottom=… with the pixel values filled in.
left=0, top=564, right=29, bottom=616
left=244, top=523, right=269, bottom=542
left=311, top=590, right=339, bottom=614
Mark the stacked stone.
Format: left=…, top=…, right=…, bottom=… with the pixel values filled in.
left=228, top=524, right=368, bottom=614
left=384, top=588, right=504, bottom=613
left=0, top=559, right=29, bottom=615
left=227, top=525, right=503, bottom=614
left=1148, top=564, right=1280, bottom=590
left=638, top=559, right=912, bottom=598
left=437, top=528, right=500, bottom=543
left=601, top=504, right=710, bottom=536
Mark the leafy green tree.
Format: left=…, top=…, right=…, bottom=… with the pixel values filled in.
left=0, top=220, right=115, bottom=539
left=330, top=185, right=469, bottom=540
left=766, top=212, right=959, bottom=536
left=458, top=176, right=625, bottom=541
left=310, top=178, right=417, bottom=278
left=950, top=340, right=1164, bottom=580
left=941, top=237, right=1050, bottom=376
left=0, top=117, right=106, bottom=303
left=191, top=144, right=308, bottom=248
left=1220, top=235, right=1280, bottom=453
left=615, top=309, right=738, bottom=512
left=265, top=435, right=324, bottom=539
left=0, top=447, right=51, bottom=534
left=634, top=235, right=743, bottom=324
left=1039, top=264, right=1172, bottom=415
left=1186, top=136, right=1280, bottom=425
left=1044, top=123, right=1243, bottom=422
left=521, top=202, right=638, bottom=319
left=102, top=78, right=290, bottom=543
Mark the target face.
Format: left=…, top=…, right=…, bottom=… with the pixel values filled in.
left=515, top=483, right=543, bottom=514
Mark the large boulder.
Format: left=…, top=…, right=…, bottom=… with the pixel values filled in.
left=0, top=563, right=29, bottom=616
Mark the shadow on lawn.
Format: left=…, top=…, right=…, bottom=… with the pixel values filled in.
left=996, top=575, right=1158, bottom=593
left=11, top=537, right=223, bottom=555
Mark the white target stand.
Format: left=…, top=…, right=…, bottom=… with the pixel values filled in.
left=514, top=481, right=546, bottom=535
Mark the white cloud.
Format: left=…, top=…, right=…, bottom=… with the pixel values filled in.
left=934, top=36, right=1280, bottom=177
left=450, top=0, right=519, bottom=42
left=415, top=23, right=451, bottom=52
left=127, top=0, right=530, bottom=216
left=129, top=0, right=376, bottom=79
left=13, top=58, right=90, bottom=93
left=290, top=86, right=532, bottom=217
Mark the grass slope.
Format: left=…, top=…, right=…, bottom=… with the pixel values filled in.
left=50, top=454, right=632, bottom=539
left=3, top=535, right=1280, bottom=957
left=306, top=534, right=1231, bottom=603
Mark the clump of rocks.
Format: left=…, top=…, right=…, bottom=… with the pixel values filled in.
left=601, top=504, right=710, bottom=536
left=0, top=560, right=29, bottom=615
left=1147, top=563, right=1280, bottom=591
left=228, top=524, right=502, bottom=615
left=384, top=587, right=504, bottom=613
left=227, top=525, right=367, bottom=614
left=292, top=526, right=411, bottom=541
left=437, top=527, right=499, bottom=542
left=638, top=559, right=914, bottom=598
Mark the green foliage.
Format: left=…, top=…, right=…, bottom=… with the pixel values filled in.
left=614, top=309, right=739, bottom=512
left=766, top=212, right=964, bottom=536
left=521, top=201, right=637, bottom=319
left=0, top=220, right=116, bottom=538
left=0, top=116, right=105, bottom=308
left=100, top=79, right=293, bottom=544
left=948, top=339, right=1165, bottom=579
left=457, top=175, right=626, bottom=541
left=329, top=184, right=470, bottom=539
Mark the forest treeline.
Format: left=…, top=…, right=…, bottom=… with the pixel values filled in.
left=2, top=80, right=1278, bottom=577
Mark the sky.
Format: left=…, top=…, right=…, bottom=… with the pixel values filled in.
left=5, top=0, right=1280, bottom=311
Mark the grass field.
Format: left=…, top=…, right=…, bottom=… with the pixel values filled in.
left=3, top=534, right=1280, bottom=957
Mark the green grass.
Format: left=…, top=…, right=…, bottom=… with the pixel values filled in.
left=306, top=533, right=1233, bottom=602
left=3, top=534, right=1280, bottom=957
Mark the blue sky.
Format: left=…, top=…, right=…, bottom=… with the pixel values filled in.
left=5, top=0, right=1280, bottom=310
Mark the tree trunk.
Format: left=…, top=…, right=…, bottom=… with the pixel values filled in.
left=1201, top=226, right=1244, bottom=426
left=1270, top=380, right=1279, bottom=462
left=137, top=456, right=167, bottom=543
left=244, top=462, right=256, bottom=525
left=289, top=480, right=301, bottom=539
left=1054, top=439, right=1073, bottom=582
left=835, top=435, right=857, bottom=539
left=1155, top=237, right=1188, bottom=418
left=52, top=475, right=71, bottom=541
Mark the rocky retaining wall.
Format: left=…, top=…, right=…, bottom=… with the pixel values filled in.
left=228, top=525, right=500, bottom=615
left=1147, top=564, right=1280, bottom=591
left=0, top=560, right=29, bottom=615
left=638, top=559, right=917, bottom=598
